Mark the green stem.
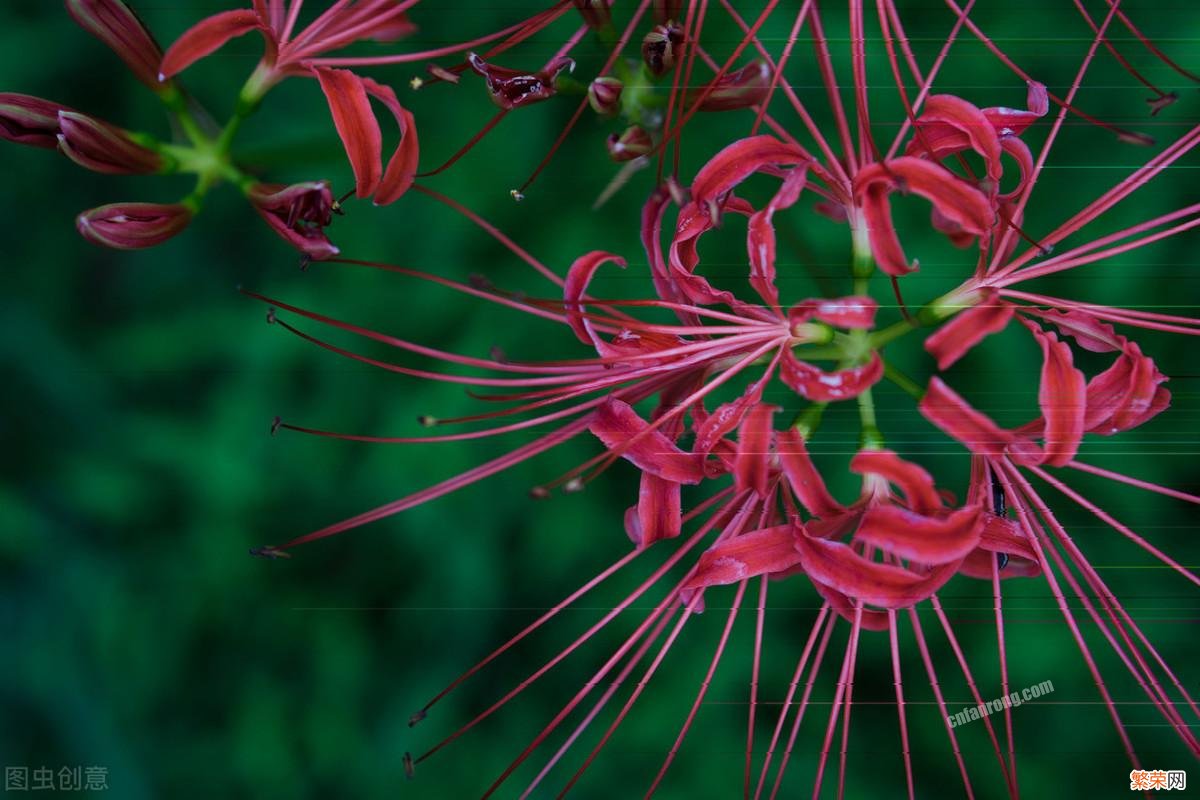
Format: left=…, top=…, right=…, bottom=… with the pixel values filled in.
left=790, top=402, right=827, bottom=438
left=856, top=387, right=884, bottom=450
left=883, top=360, right=925, bottom=401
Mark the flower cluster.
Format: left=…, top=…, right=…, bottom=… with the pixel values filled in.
left=7, top=1, right=1199, bottom=797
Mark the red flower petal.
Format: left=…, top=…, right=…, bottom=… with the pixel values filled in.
left=920, top=377, right=1014, bottom=456
left=747, top=166, right=808, bottom=308
left=734, top=404, right=777, bottom=496
left=624, top=472, right=682, bottom=549
left=958, top=514, right=1042, bottom=579
left=777, top=429, right=845, bottom=519
left=1028, top=324, right=1086, bottom=466
left=911, top=94, right=1003, bottom=187
left=855, top=504, right=984, bottom=565
left=589, top=398, right=705, bottom=484
left=1033, top=308, right=1123, bottom=353
left=982, top=80, right=1048, bottom=137
left=690, top=135, right=807, bottom=205
left=780, top=351, right=883, bottom=402
left=925, top=290, right=1014, bottom=370
left=849, top=449, right=942, bottom=515
left=159, top=9, right=264, bottom=79
left=794, top=533, right=961, bottom=608
left=693, top=376, right=768, bottom=457
left=809, top=579, right=891, bottom=630
left=360, top=76, right=418, bottom=205
left=683, top=524, right=801, bottom=589
left=315, top=67, right=383, bottom=198
left=564, top=251, right=627, bottom=350
left=854, top=157, right=995, bottom=276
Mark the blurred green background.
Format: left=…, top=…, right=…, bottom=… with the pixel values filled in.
left=1, top=1, right=1198, bottom=797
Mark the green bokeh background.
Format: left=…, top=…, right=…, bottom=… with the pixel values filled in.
left=1, top=2, right=1198, bottom=798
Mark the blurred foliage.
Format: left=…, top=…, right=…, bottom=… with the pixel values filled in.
left=1, top=2, right=1198, bottom=798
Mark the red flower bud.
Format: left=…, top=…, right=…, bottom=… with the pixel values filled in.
left=572, top=0, right=612, bottom=30
left=0, top=93, right=71, bottom=148
left=467, top=53, right=575, bottom=110
left=690, top=60, right=772, bottom=111
left=247, top=181, right=340, bottom=260
left=76, top=202, right=192, bottom=249
left=652, top=0, right=683, bottom=24
left=57, top=111, right=167, bottom=174
left=642, top=23, right=684, bottom=77
left=588, top=77, right=623, bottom=116
left=65, top=0, right=165, bottom=90
left=607, top=125, right=653, bottom=161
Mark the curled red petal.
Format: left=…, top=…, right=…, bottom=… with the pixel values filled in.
left=920, top=377, right=1014, bottom=456
left=684, top=524, right=801, bottom=590
left=1029, top=324, right=1086, bottom=466
left=854, top=157, right=995, bottom=276
left=625, top=472, right=682, bottom=549
left=855, top=504, right=984, bottom=565
left=958, top=514, right=1042, bottom=578
left=564, top=251, right=627, bottom=349
left=1085, top=342, right=1170, bottom=434
left=315, top=67, right=383, bottom=198
left=809, top=579, right=891, bottom=630
left=794, top=533, right=960, bottom=608
left=849, top=449, right=942, bottom=515
left=912, top=94, right=1003, bottom=187
left=589, top=398, right=704, bottom=484
left=693, top=376, right=768, bottom=457
left=361, top=76, right=418, bottom=205
left=982, top=80, right=1048, bottom=137
left=691, top=135, right=807, bottom=205
left=777, top=429, right=844, bottom=519
left=1031, top=308, right=1124, bottom=353
left=925, top=290, right=1014, bottom=370
left=159, top=9, right=264, bottom=79
left=780, top=351, right=883, bottom=402
left=734, top=404, right=778, bottom=497
left=747, top=165, right=808, bottom=308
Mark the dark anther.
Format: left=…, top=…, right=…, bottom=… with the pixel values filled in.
left=403, top=752, right=415, bottom=780
left=266, top=307, right=277, bottom=325
left=564, top=477, right=585, bottom=493
left=270, top=416, right=282, bottom=436
left=468, top=273, right=493, bottom=291
left=250, top=545, right=291, bottom=560
left=299, top=254, right=312, bottom=272
left=489, top=345, right=507, bottom=363
left=417, top=415, right=438, bottom=428
left=1147, top=92, right=1179, bottom=117
left=989, top=469, right=1007, bottom=517
left=529, top=486, right=551, bottom=500
left=408, top=709, right=427, bottom=727
left=997, top=552, right=1010, bottom=570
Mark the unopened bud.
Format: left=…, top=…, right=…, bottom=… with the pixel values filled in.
left=57, top=111, right=167, bottom=174
left=642, top=22, right=684, bottom=76
left=76, top=202, right=192, bottom=250
left=607, top=126, right=653, bottom=161
left=0, top=93, right=71, bottom=148
left=690, top=60, right=772, bottom=112
left=66, top=0, right=165, bottom=90
left=587, top=77, right=623, bottom=116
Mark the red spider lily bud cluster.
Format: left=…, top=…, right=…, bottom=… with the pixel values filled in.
left=606, top=125, right=653, bottom=161
left=65, top=0, right=165, bottom=91
left=56, top=111, right=168, bottom=174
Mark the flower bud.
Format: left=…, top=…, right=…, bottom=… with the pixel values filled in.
left=572, top=0, right=612, bottom=30
left=607, top=125, right=653, bottom=161
left=642, top=23, right=684, bottom=77
left=247, top=181, right=340, bottom=260
left=0, top=93, right=71, bottom=148
left=57, top=111, right=167, bottom=174
left=588, top=77, right=623, bottom=117
left=652, top=0, right=682, bottom=24
left=467, top=53, right=575, bottom=110
left=65, top=0, right=165, bottom=90
left=76, top=202, right=192, bottom=250
left=690, top=60, right=772, bottom=111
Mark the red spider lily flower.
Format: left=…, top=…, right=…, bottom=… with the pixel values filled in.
left=247, top=180, right=339, bottom=261
left=159, top=0, right=420, bottom=205
left=0, top=93, right=73, bottom=148
left=65, top=0, right=165, bottom=91
left=75, top=201, right=192, bottom=249
left=466, top=53, right=575, bottom=110
left=56, top=111, right=168, bottom=175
